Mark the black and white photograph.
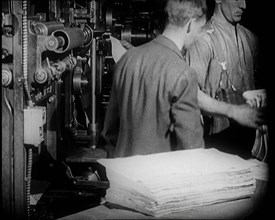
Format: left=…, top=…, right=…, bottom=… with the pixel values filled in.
left=1, top=0, right=273, bottom=219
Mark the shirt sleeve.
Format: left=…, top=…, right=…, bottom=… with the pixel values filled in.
left=185, top=37, right=212, bottom=90
left=169, top=71, right=204, bottom=149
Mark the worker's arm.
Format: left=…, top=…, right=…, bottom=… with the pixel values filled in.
left=197, top=89, right=265, bottom=129
left=170, top=73, right=205, bottom=149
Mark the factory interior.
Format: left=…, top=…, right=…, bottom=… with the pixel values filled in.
left=1, top=0, right=273, bottom=219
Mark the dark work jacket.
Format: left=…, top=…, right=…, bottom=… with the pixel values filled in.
left=101, top=35, right=204, bottom=158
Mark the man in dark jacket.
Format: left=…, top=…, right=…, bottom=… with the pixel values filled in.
left=101, top=0, right=207, bottom=158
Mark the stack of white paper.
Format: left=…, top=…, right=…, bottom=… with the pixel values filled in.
left=98, top=148, right=256, bottom=217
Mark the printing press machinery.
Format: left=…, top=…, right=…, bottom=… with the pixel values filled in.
left=1, top=0, right=268, bottom=219
left=1, top=0, right=168, bottom=219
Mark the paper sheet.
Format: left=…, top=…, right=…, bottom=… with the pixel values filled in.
left=110, top=36, right=127, bottom=63
left=98, top=148, right=258, bottom=217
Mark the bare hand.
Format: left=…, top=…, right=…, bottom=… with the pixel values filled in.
left=229, top=104, right=266, bottom=130
left=242, top=89, right=267, bottom=108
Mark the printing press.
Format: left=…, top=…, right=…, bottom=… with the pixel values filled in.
left=1, top=0, right=270, bottom=219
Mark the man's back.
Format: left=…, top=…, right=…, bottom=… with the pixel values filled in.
left=107, top=35, right=204, bottom=157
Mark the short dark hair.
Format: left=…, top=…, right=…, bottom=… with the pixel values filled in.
left=165, top=0, right=207, bottom=27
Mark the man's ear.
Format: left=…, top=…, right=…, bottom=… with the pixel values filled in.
left=186, top=18, right=195, bottom=34
left=187, top=21, right=191, bottom=33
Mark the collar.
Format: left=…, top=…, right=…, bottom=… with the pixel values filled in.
left=211, top=12, right=240, bottom=32
left=152, top=35, right=184, bottom=59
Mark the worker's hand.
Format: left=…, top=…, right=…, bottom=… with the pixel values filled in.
left=120, top=40, right=134, bottom=50
left=228, top=104, right=266, bottom=130
left=242, top=89, right=267, bottom=109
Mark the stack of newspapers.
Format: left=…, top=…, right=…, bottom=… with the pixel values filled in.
left=98, top=148, right=256, bottom=217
